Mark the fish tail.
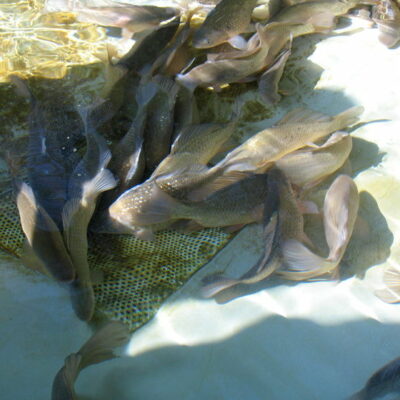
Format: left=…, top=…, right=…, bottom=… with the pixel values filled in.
left=375, top=266, right=400, bottom=303
left=279, top=239, right=338, bottom=281
left=332, top=106, right=364, bottom=131
left=77, top=321, right=130, bottom=370
left=51, top=322, right=130, bottom=400
left=51, top=354, right=82, bottom=400
left=200, top=274, right=241, bottom=298
left=154, top=75, right=180, bottom=103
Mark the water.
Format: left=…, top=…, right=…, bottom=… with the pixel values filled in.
left=1, top=2, right=400, bottom=399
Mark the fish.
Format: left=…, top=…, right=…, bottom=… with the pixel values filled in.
left=152, top=120, right=238, bottom=178
left=10, top=76, right=82, bottom=229
left=177, top=22, right=316, bottom=91
left=51, top=321, right=130, bottom=400
left=172, top=86, right=200, bottom=135
left=62, top=109, right=117, bottom=321
left=108, top=81, right=158, bottom=194
left=278, top=174, right=359, bottom=280
left=109, top=174, right=269, bottom=234
left=192, top=0, right=257, bottom=49
left=252, top=0, right=282, bottom=21
left=72, top=2, right=179, bottom=38
left=117, top=17, right=181, bottom=74
left=275, top=131, right=353, bottom=189
left=201, top=170, right=282, bottom=298
left=372, top=0, right=400, bottom=48
left=348, top=356, right=400, bottom=400
left=144, top=76, right=180, bottom=174
left=273, top=0, right=372, bottom=32
left=214, top=106, right=363, bottom=173
left=14, top=181, right=75, bottom=283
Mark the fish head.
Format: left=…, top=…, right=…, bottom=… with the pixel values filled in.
left=108, top=194, right=135, bottom=229
left=192, top=28, right=225, bottom=49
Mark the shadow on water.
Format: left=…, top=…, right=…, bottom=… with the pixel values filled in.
left=73, top=317, right=400, bottom=400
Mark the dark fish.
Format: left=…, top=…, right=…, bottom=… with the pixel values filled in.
left=117, top=17, right=181, bottom=73
left=192, top=0, right=257, bottom=49
left=144, top=76, right=180, bottom=173
left=349, top=356, right=400, bottom=400
left=52, top=321, right=130, bottom=400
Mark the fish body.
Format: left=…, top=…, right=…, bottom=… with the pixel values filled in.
left=74, top=3, right=179, bottom=33
left=215, top=106, right=363, bottom=172
left=273, top=0, right=368, bottom=32
left=349, top=356, right=400, bottom=400
left=152, top=121, right=236, bottom=177
left=63, top=114, right=117, bottom=321
left=12, top=77, right=81, bottom=228
left=117, top=18, right=181, bottom=73
left=192, top=0, right=257, bottom=49
left=52, top=321, right=130, bottom=400
left=109, top=173, right=268, bottom=232
left=144, top=76, right=180, bottom=173
left=276, top=132, right=352, bottom=188
left=15, top=181, right=75, bottom=282
left=177, top=23, right=273, bottom=91
left=279, top=174, right=359, bottom=280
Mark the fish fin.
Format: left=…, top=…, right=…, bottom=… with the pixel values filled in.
left=333, top=106, right=364, bottom=129
left=375, top=287, right=400, bottom=304
left=379, top=266, right=400, bottom=303
left=51, top=354, right=82, bottom=400
left=224, top=223, right=246, bottom=233
left=280, top=239, right=337, bottom=280
left=258, top=47, right=291, bottom=105
left=136, top=184, right=180, bottom=225
left=200, top=274, right=240, bottom=298
left=135, top=80, right=158, bottom=107
left=176, top=73, right=197, bottom=93
left=318, top=131, right=349, bottom=148
left=82, top=168, right=117, bottom=201
left=62, top=198, right=82, bottom=242
left=298, top=200, right=319, bottom=215
left=227, top=35, right=248, bottom=50
left=77, top=321, right=130, bottom=370
left=69, top=279, right=95, bottom=321
left=187, top=171, right=250, bottom=201
left=276, top=108, right=331, bottom=125
left=153, top=75, right=180, bottom=101
left=307, top=11, right=337, bottom=32
left=175, top=220, right=204, bottom=232
left=134, top=227, right=155, bottom=241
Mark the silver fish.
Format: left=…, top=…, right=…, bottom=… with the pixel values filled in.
left=63, top=110, right=117, bottom=321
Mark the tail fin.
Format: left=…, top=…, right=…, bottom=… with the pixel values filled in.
left=279, top=239, right=337, bottom=280
left=51, top=321, right=130, bottom=400
left=200, top=274, right=241, bottom=298
left=332, top=106, right=364, bottom=131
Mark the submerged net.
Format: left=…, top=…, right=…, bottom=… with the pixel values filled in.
left=0, top=182, right=233, bottom=331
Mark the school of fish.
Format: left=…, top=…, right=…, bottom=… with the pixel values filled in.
left=7, top=0, right=400, bottom=398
